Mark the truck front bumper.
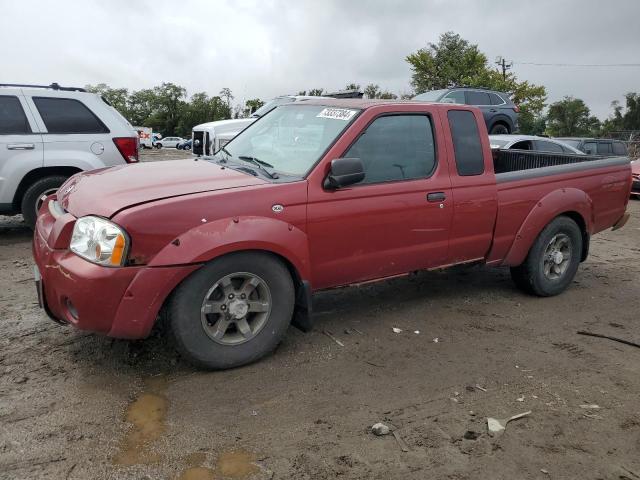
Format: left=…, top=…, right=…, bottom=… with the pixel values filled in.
left=32, top=199, right=200, bottom=339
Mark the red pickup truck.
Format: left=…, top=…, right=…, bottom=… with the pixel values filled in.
left=33, top=100, right=632, bottom=369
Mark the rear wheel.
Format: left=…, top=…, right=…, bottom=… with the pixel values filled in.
left=21, top=175, right=68, bottom=228
left=168, top=252, right=295, bottom=369
left=155, top=143, right=162, bottom=149
left=490, top=123, right=510, bottom=135
left=510, top=216, right=582, bottom=296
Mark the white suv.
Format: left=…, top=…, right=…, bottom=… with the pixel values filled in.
left=154, top=136, right=184, bottom=149
left=0, top=83, right=138, bottom=227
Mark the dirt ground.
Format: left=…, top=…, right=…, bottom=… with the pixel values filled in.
left=1, top=150, right=640, bottom=479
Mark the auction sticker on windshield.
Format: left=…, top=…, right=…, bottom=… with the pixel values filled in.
left=316, top=108, right=358, bottom=121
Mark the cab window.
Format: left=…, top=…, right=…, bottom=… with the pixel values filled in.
left=345, top=115, right=436, bottom=184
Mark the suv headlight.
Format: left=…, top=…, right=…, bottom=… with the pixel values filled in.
left=70, top=216, right=129, bottom=266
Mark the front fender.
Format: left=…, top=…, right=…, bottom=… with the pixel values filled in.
left=502, top=188, right=593, bottom=266
left=147, top=215, right=311, bottom=281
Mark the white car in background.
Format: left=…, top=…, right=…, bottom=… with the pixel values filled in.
left=155, top=136, right=184, bottom=149
left=192, top=95, right=331, bottom=156
left=0, top=82, right=138, bottom=227
left=489, top=134, right=585, bottom=154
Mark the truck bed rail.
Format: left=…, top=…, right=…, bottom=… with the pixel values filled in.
left=493, top=149, right=604, bottom=174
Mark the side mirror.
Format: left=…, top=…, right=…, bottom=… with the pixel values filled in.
left=323, top=157, right=365, bottom=189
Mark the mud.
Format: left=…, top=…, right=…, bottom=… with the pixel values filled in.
left=1, top=155, right=639, bottom=479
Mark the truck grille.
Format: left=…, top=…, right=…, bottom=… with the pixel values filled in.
left=192, top=131, right=204, bottom=155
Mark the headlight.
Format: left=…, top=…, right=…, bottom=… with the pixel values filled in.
left=70, top=216, right=129, bottom=266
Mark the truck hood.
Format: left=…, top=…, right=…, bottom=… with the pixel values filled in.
left=632, top=159, right=640, bottom=176
left=58, top=159, right=266, bottom=218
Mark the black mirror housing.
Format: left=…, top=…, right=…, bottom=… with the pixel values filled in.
left=323, top=157, right=365, bottom=189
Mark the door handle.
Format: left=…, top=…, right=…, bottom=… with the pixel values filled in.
left=7, top=143, right=35, bottom=150
left=427, top=192, right=446, bottom=202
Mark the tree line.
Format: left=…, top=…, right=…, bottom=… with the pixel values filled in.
left=89, top=31, right=640, bottom=139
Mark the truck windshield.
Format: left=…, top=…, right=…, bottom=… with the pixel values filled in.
left=251, top=96, right=295, bottom=117
left=221, top=104, right=360, bottom=176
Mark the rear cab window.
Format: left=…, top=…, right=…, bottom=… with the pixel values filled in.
left=612, top=141, right=627, bottom=155
left=596, top=142, right=612, bottom=155
left=345, top=114, right=436, bottom=184
left=33, top=97, right=109, bottom=134
left=447, top=110, right=485, bottom=176
left=0, top=96, right=32, bottom=134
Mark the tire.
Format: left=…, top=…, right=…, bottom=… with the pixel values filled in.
left=510, top=216, right=582, bottom=297
left=155, top=143, right=163, bottom=149
left=168, top=252, right=295, bottom=369
left=21, top=175, right=68, bottom=228
left=490, top=123, right=510, bottom=135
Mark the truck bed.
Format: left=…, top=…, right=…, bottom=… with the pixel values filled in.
left=488, top=149, right=631, bottom=265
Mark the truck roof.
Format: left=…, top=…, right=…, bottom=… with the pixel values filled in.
left=283, top=98, right=447, bottom=110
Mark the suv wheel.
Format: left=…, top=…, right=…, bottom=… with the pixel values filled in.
left=490, top=123, right=510, bottom=135
left=21, top=175, right=68, bottom=228
left=168, top=252, right=295, bottom=369
left=155, top=143, right=162, bottom=149
left=510, top=216, right=582, bottom=296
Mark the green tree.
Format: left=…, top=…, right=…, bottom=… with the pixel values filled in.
left=406, top=32, right=486, bottom=92
left=175, top=93, right=230, bottom=137
left=406, top=32, right=547, bottom=133
left=602, top=93, right=640, bottom=134
left=86, top=83, right=131, bottom=119
left=363, top=84, right=380, bottom=99
left=308, top=88, right=324, bottom=96
left=546, top=97, right=601, bottom=137
left=345, top=83, right=361, bottom=91
left=219, top=87, right=234, bottom=109
left=245, top=98, right=265, bottom=115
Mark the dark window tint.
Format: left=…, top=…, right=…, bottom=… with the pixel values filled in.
left=448, top=110, right=484, bottom=176
left=0, top=96, right=31, bottom=134
left=33, top=97, right=109, bottom=134
left=511, top=140, right=533, bottom=150
left=443, top=90, right=465, bottom=104
left=489, top=93, right=505, bottom=105
left=596, top=142, right=612, bottom=155
left=345, top=115, right=436, bottom=184
left=466, top=91, right=491, bottom=106
left=612, top=141, right=627, bottom=155
left=583, top=142, right=597, bottom=154
left=536, top=140, right=564, bottom=153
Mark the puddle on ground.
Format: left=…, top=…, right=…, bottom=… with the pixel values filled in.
left=112, top=376, right=169, bottom=465
left=177, top=466, right=216, bottom=480
left=216, top=450, right=259, bottom=478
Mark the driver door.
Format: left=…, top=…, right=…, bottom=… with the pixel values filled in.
left=306, top=108, right=453, bottom=289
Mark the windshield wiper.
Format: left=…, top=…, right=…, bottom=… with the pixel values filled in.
left=238, top=155, right=279, bottom=179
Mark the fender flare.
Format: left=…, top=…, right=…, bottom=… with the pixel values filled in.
left=488, top=114, right=513, bottom=131
left=147, top=215, right=311, bottom=281
left=502, top=188, right=593, bottom=266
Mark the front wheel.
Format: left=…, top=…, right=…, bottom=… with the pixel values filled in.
left=168, top=252, right=295, bottom=369
left=21, top=175, right=68, bottom=228
left=510, top=216, right=582, bottom=296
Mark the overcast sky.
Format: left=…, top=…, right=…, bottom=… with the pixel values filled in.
left=2, top=0, right=639, bottom=119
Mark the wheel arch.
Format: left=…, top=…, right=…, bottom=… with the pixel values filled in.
left=489, top=115, right=513, bottom=133
left=502, top=188, right=592, bottom=267
left=13, top=166, right=82, bottom=211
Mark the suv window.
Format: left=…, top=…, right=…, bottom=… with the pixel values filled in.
left=597, top=142, right=612, bottom=155
left=33, top=97, right=109, bottom=134
left=345, top=115, right=436, bottom=184
left=0, top=96, right=31, bottom=134
left=536, top=140, right=564, bottom=153
left=489, top=93, right=505, bottom=105
left=583, top=141, right=597, bottom=154
left=443, top=90, right=465, bottom=104
left=448, top=110, right=484, bottom=176
left=466, top=91, right=491, bottom=106
left=612, top=141, right=627, bottom=155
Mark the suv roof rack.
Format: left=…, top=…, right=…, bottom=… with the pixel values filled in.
left=0, top=82, right=86, bottom=92
left=326, top=89, right=364, bottom=99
